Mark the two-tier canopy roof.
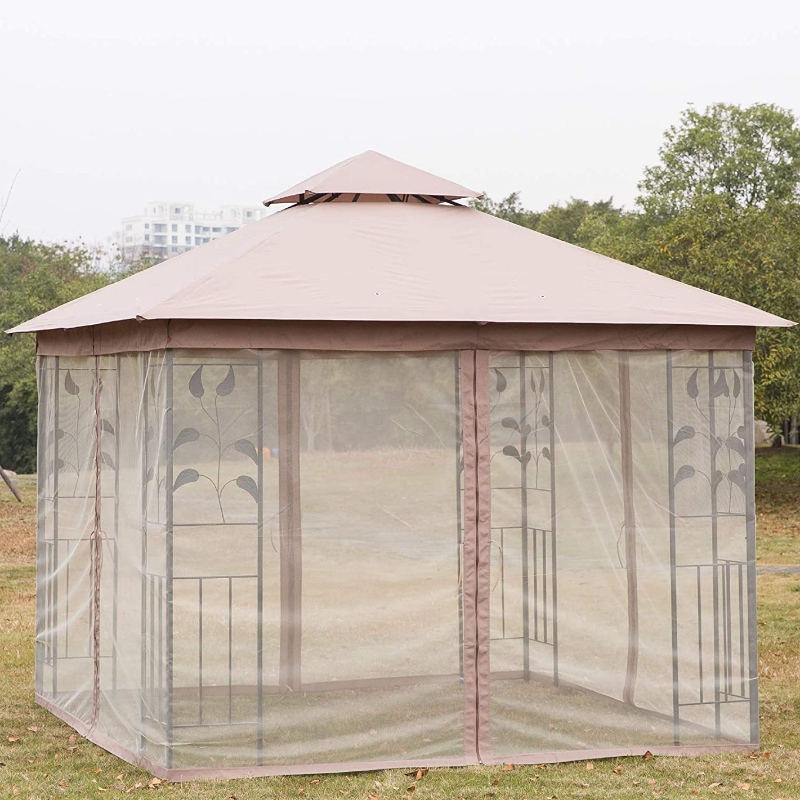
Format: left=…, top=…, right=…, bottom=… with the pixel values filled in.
left=9, top=150, right=792, bottom=354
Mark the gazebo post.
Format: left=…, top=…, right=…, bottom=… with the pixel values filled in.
left=454, top=353, right=464, bottom=678
left=52, top=356, right=60, bottom=698
left=618, top=352, right=639, bottom=706
left=139, top=353, right=150, bottom=755
left=256, top=350, right=265, bottom=762
left=707, top=353, right=722, bottom=736
left=743, top=351, right=759, bottom=745
left=519, top=354, right=530, bottom=681
left=278, top=352, right=302, bottom=692
left=666, top=351, right=681, bottom=744
left=548, top=352, right=559, bottom=686
left=111, top=354, right=121, bottom=694
left=35, top=358, right=47, bottom=696
left=165, top=350, right=175, bottom=768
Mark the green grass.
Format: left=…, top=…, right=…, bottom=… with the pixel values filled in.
left=4, top=451, right=800, bottom=797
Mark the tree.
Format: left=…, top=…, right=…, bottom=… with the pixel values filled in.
left=471, top=192, right=541, bottom=229
left=471, top=194, right=625, bottom=250
left=638, top=103, right=800, bottom=218
left=0, top=237, right=111, bottom=471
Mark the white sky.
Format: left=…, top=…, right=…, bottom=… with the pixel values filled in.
left=1, top=0, right=799, bottom=245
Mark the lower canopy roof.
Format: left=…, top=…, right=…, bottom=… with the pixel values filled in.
left=36, top=318, right=757, bottom=356
left=8, top=200, right=794, bottom=336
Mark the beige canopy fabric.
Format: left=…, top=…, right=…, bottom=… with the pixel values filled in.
left=262, top=149, right=483, bottom=205
left=7, top=179, right=792, bottom=336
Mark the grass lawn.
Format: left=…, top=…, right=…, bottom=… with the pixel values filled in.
left=3, top=447, right=800, bottom=798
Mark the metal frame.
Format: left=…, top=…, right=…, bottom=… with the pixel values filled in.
left=618, top=352, right=640, bottom=705
left=666, top=350, right=756, bottom=746
left=488, top=353, right=558, bottom=685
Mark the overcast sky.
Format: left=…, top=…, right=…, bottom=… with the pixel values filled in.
left=2, top=0, right=799, bottom=245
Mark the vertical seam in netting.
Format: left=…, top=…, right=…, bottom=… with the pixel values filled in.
left=90, top=355, right=104, bottom=730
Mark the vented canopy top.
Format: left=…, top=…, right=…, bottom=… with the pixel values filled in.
left=263, top=150, right=483, bottom=206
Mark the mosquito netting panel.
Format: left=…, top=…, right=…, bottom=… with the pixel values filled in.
left=36, top=350, right=467, bottom=773
left=35, top=345, right=757, bottom=775
left=486, top=350, right=756, bottom=761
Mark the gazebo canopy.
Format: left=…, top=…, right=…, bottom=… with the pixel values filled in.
left=8, top=150, right=791, bottom=337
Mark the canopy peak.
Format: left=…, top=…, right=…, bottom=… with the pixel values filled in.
left=263, top=150, right=483, bottom=206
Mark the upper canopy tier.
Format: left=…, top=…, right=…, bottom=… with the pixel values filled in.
left=263, top=150, right=483, bottom=205
left=8, top=152, right=794, bottom=334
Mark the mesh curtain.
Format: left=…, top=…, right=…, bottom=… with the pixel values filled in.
left=35, top=348, right=757, bottom=776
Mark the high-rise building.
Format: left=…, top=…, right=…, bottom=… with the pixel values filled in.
left=118, top=201, right=269, bottom=263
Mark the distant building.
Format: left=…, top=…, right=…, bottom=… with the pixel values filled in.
left=118, top=201, right=269, bottom=263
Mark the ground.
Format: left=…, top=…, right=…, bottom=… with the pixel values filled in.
left=2, top=448, right=800, bottom=798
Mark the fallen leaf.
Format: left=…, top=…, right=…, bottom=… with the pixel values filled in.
left=310, top=779, right=320, bottom=785
left=98, top=788, right=107, bottom=793
left=736, top=782, right=750, bottom=790
left=369, top=795, right=378, bottom=800
left=7, top=736, right=19, bottom=742
left=68, top=734, right=78, bottom=744
left=491, top=779, right=499, bottom=786
left=578, top=782, right=589, bottom=788
left=763, top=751, right=771, bottom=758
left=647, top=779, right=656, bottom=786
left=502, top=763, right=514, bottom=771
left=27, top=726, right=39, bottom=733
left=58, top=781, right=68, bottom=787
left=612, top=766, right=622, bottom=774
left=586, top=762, right=594, bottom=770
left=406, top=787, right=415, bottom=794
left=709, top=782, right=722, bottom=789
left=537, top=764, right=548, bottom=770
left=95, top=768, right=102, bottom=774
left=643, top=750, right=654, bottom=760
left=775, top=777, right=783, bottom=782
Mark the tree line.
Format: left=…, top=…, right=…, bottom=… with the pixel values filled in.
left=2, top=102, right=800, bottom=471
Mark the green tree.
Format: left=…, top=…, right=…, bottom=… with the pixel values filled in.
left=0, top=237, right=111, bottom=471
left=471, top=194, right=626, bottom=251
left=471, top=192, right=541, bottom=228
left=638, top=103, right=800, bottom=218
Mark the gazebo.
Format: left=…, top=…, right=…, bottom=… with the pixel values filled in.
left=9, top=151, right=792, bottom=779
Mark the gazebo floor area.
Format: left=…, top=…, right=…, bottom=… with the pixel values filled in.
left=38, top=673, right=741, bottom=773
